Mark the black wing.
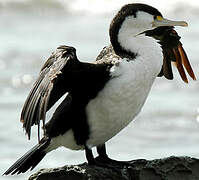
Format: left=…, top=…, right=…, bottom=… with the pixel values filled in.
left=21, top=45, right=80, bottom=139
left=144, top=26, right=196, bottom=83
left=21, top=45, right=112, bottom=140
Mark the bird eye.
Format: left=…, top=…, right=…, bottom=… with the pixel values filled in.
left=156, top=16, right=163, bottom=21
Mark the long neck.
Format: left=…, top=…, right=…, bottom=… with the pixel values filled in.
left=110, top=12, right=159, bottom=58
left=109, top=16, right=137, bottom=59
left=118, top=29, right=163, bottom=77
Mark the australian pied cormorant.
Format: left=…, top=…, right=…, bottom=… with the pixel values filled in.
left=4, top=3, right=196, bottom=175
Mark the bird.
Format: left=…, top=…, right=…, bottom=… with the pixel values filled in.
left=4, top=3, right=196, bottom=175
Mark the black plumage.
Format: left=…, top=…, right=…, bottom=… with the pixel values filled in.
left=4, top=45, right=113, bottom=175
left=4, top=138, right=50, bottom=175
left=21, top=45, right=112, bottom=142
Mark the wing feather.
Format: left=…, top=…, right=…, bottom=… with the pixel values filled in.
left=21, top=46, right=78, bottom=140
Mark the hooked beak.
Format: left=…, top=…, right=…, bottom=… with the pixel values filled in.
left=152, top=16, right=188, bottom=27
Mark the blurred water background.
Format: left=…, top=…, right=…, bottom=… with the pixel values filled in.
left=0, top=0, right=199, bottom=179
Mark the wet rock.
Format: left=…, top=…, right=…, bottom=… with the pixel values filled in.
left=29, top=156, right=199, bottom=180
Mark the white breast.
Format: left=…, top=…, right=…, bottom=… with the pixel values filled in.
left=47, top=34, right=163, bottom=152
left=86, top=41, right=163, bottom=148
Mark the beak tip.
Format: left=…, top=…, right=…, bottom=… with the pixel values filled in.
left=183, top=22, right=188, bottom=27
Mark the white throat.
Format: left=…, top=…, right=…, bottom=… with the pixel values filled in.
left=117, top=12, right=163, bottom=76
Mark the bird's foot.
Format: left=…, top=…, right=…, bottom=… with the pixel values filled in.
left=94, top=155, right=131, bottom=168
left=88, top=158, right=123, bottom=173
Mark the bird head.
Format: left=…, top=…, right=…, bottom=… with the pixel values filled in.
left=109, top=3, right=196, bottom=82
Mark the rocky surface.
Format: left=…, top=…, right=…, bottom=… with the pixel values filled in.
left=29, top=156, right=199, bottom=180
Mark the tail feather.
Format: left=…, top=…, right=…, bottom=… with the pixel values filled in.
left=3, top=138, right=50, bottom=175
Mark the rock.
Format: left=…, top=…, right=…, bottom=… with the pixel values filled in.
left=29, top=156, right=199, bottom=180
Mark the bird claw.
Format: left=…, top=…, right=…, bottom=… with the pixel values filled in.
left=94, top=156, right=130, bottom=169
